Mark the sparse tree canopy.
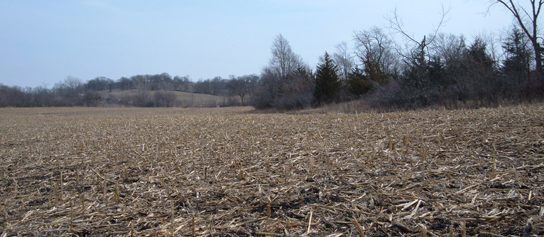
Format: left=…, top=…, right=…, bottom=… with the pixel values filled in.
left=63, top=76, right=83, bottom=91
left=490, top=0, right=543, bottom=75
left=252, top=34, right=313, bottom=110
left=227, top=75, right=253, bottom=106
left=354, top=27, right=398, bottom=76
left=270, top=34, right=304, bottom=82
left=333, top=42, right=355, bottom=80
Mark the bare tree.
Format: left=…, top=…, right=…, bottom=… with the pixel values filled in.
left=431, top=33, right=467, bottom=64
left=54, top=76, right=83, bottom=105
left=154, top=90, right=177, bottom=107
left=227, top=76, right=251, bottom=106
left=253, top=34, right=311, bottom=109
left=353, top=27, right=399, bottom=76
left=489, top=0, right=543, bottom=75
left=210, top=76, right=226, bottom=96
left=333, top=42, right=355, bottom=80
left=270, top=34, right=304, bottom=83
left=386, top=6, right=450, bottom=61
left=64, top=76, right=83, bottom=91
left=132, top=75, right=148, bottom=92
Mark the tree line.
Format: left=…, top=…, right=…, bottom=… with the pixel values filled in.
left=251, top=1, right=544, bottom=110
left=2, top=1, right=543, bottom=110
left=251, top=28, right=542, bottom=110
left=0, top=73, right=259, bottom=107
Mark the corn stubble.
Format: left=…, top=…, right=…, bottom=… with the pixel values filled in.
left=0, top=105, right=543, bottom=236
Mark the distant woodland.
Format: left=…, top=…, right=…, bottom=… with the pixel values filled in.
left=2, top=1, right=544, bottom=111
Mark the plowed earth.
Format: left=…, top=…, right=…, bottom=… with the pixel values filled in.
left=1, top=105, right=543, bottom=236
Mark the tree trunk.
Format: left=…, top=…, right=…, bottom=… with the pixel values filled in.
left=534, top=40, right=543, bottom=78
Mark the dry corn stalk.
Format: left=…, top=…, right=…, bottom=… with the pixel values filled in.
left=0, top=105, right=543, bottom=236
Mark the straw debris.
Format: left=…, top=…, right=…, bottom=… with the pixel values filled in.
left=0, top=105, right=543, bottom=236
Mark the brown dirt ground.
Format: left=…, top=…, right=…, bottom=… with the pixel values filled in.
left=0, top=105, right=543, bottom=236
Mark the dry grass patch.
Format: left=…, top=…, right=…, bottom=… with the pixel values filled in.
left=104, top=90, right=229, bottom=107
left=0, top=105, right=543, bottom=236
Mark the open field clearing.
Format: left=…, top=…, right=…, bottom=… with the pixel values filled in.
left=1, top=105, right=544, bottom=236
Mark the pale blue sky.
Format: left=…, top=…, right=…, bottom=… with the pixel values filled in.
left=0, top=1, right=519, bottom=88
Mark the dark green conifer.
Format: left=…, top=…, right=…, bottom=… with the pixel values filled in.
left=314, top=52, right=341, bottom=104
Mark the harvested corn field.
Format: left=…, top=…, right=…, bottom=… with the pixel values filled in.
left=1, top=105, right=544, bottom=236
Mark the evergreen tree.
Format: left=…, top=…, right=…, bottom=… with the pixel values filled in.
left=363, top=57, right=389, bottom=86
left=501, top=27, right=533, bottom=101
left=502, top=28, right=532, bottom=80
left=466, top=38, right=498, bottom=104
left=346, top=67, right=371, bottom=97
left=314, top=52, right=341, bottom=104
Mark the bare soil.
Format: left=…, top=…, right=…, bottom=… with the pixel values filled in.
left=0, top=105, right=543, bottom=236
